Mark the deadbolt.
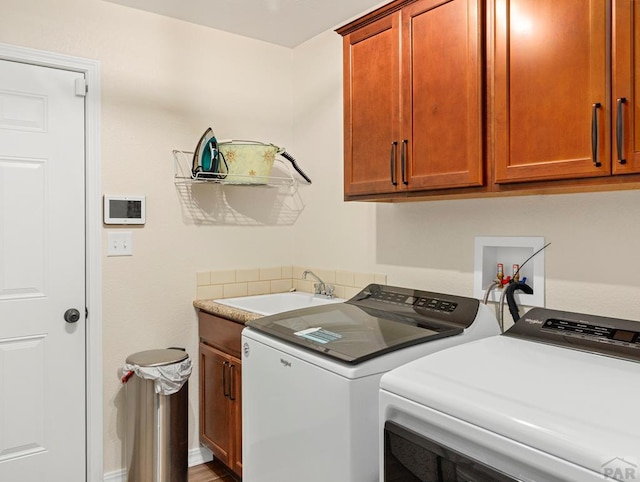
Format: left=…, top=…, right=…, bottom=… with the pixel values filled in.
left=64, top=308, right=81, bottom=323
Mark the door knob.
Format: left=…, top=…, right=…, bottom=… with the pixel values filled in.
left=64, top=308, right=81, bottom=323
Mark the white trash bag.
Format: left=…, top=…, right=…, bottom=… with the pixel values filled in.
left=121, top=349, right=192, bottom=396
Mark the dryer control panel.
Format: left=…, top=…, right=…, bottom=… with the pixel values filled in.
left=505, top=307, right=640, bottom=362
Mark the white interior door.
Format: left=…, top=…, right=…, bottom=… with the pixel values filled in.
left=0, top=60, right=86, bottom=481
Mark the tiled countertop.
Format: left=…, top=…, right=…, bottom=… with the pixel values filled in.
left=193, top=299, right=263, bottom=324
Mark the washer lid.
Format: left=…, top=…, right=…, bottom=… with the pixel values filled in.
left=125, top=348, right=188, bottom=367
left=246, top=284, right=485, bottom=364
left=246, top=305, right=457, bottom=364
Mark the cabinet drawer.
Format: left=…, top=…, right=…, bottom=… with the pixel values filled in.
left=198, top=311, right=244, bottom=358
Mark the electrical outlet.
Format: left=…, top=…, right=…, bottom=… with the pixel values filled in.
left=107, top=231, right=133, bottom=256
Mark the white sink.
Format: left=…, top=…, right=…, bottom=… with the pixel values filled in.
left=216, top=291, right=345, bottom=316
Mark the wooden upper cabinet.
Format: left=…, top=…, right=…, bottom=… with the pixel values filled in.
left=612, top=0, right=640, bottom=174
left=341, top=0, right=640, bottom=200
left=494, top=0, right=609, bottom=183
left=402, top=0, right=483, bottom=190
left=340, top=0, right=483, bottom=198
left=342, top=13, right=401, bottom=196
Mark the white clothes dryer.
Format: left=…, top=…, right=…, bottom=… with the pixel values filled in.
left=380, top=307, right=640, bottom=482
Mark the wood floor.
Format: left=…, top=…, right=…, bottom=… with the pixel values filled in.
left=188, top=459, right=239, bottom=482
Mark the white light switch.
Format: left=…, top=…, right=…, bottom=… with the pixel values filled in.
left=107, top=231, right=133, bottom=256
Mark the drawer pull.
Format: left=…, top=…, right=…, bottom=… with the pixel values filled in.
left=222, top=361, right=229, bottom=397
left=617, top=97, right=627, bottom=165
left=229, top=364, right=236, bottom=401
left=591, top=103, right=602, bottom=167
left=401, top=139, right=408, bottom=185
left=390, top=141, right=398, bottom=186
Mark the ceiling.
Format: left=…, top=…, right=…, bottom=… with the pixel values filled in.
left=104, top=0, right=387, bottom=48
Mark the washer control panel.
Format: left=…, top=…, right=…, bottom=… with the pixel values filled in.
left=349, top=284, right=478, bottom=329
left=366, top=289, right=458, bottom=313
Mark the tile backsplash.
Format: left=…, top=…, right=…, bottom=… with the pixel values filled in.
left=196, top=265, right=387, bottom=300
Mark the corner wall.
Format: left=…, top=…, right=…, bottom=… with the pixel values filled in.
left=0, top=0, right=296, bottom=474
left=291, top=30, right=640, bottom=323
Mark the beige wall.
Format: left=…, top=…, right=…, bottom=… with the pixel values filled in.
left=3, top=0, right=640, bottom=478
left=1, top=0, right=296, bottom=475
left=293, top=30, right=640, bottom=321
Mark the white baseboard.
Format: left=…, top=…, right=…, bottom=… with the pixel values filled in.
left=103, top=468, right=126, bottom=482
left=189, top=445, right=214, bottom=466
left=103, top=446, right=213, bottom=482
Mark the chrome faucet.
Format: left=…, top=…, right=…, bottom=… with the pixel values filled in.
left=302, top=270, right=335, bottom=298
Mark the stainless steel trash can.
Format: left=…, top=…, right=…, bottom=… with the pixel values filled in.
left=124, top=349, right=190, bottom=482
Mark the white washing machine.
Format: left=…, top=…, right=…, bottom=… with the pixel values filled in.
left=380, top=307, right=640, bottom=481
left=241, top=284, right=500, bottom=482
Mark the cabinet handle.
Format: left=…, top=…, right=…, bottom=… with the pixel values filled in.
left=401, top=139, right=408, bottom=185
left=390, top=141, right=398, bottom=186
left=229, top=364, right=236, bottom=401
left=222, top=361, right=229, bottom=398
left=591, top=103, right=602, bottom=167
left=617, top=97, right=627, bottom=165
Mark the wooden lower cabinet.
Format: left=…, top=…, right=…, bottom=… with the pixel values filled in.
left=198, top=312, right=243, bottom=478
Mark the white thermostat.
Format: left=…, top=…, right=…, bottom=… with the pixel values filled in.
left=103, top=195, right=146, bottom=225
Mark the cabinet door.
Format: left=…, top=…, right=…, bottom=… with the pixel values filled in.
left=200, top=343, right=232, bottom=467
left=229, top=358, right=243, bottom=478
left=613, top=0, right=640, bottom=174
left=494, top=0, right=608, bottom=183
left=343, top=12, right=401, bottom=196
left=402, top=0, right=483, bottom=189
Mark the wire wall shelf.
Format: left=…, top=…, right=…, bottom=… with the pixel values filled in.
left=172, top=149, right=306, bottom=226
left=172, top=150, right=297, bottom=187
